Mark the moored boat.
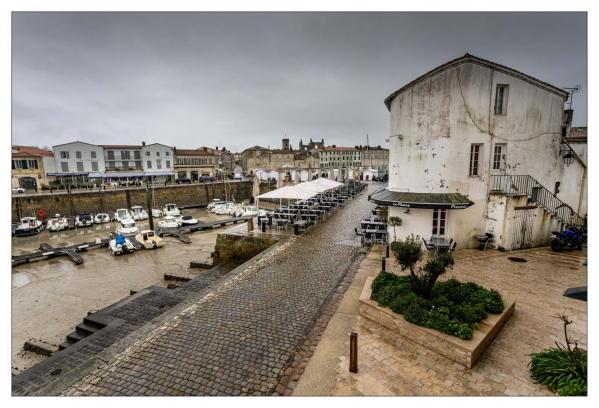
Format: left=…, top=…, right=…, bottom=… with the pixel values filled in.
left=130, top=205, right=149, bottom=221
left=158, top=215, right=180, bottom=229
left=75, top=214, right=94, bottom=228
left=179, top=215, right=199, bottom=225
left=135, top=230, right=164, bottom=249
left=14, top=217, right=44, bottom=237
left=114, top=208, right=132, bottom=222
left=116, top=219, right=139, bottom=236
left=109, top=234, right=135, bottom=255
left=163, top=203, right=181, bottom=217
left=47, top=214, right=69, bottom=232
left=94, top=213, right=111, bottom=224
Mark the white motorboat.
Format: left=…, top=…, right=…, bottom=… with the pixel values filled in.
left=163, top=203, right=181, bottom=217
left=75, top=214, right=94, bottom=228
left=158, top=215, right=180, bottom=229
left=207, top=199, right=224, bottom=211
left=151, top=208, right=163, bottom=218
left=130, top=205, right=149, bottom=221
left=179, top=215, right=199, bottom=226
left=234, top=205, right=264, bottom=218
left=94, top=213, right=111, bottom=224
left=114, top=208, right=132, bottom=222
left=228, top=204, right=244, bottom=216
left=213, top=201, right=235, bottom=215
left=116, top=219, right=139, bottom=236
left=14, top=217, right=44, bottom=237
left=47, top=214, right=69, bottom=232
left=109, top=234, right=136, bottom=255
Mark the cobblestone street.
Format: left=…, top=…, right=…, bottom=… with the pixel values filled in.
left=60, top=185, right=376, bottom=395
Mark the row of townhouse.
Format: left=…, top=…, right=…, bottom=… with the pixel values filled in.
left=240, top=139, right=389, bottom=180
left=11, top=141, right=237, bottom=190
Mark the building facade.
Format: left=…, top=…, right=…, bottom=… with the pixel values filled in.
left=173, top=147, right=220, bottom=180
left=358, top=146, right=389, bottom=179
left=241, top=146, right=271, bottom=174
left=140, top=143, right=175, bottom=183
left=51, top=141, right=105, bottom=186
left=11, top=146, right=55, bottom=190
left=371, top=54, right=586, bottom=250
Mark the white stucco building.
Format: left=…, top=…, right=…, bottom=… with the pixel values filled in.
left=370, top=54, right=586, bottom=250
left=51, top=141, right=106, bottom=185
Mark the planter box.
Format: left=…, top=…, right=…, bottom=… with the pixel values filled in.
left=359, top=276, right=515, bottom=368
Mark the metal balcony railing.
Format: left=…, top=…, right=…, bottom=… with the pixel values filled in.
left=490, top=174, right=585, bottom=228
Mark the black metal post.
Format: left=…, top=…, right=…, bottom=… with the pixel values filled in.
left=384, top=244, right=390, bottom=258
left=381, top=256, right=386, bottom=272
left=145, top=186, right=154, bottom=231
left=349, top=332, right=358, bottom=373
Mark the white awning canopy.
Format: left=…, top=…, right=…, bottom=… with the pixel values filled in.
left=256, top=178, right=344, bottom=201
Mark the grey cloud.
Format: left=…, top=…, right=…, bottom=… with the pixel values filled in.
left=12, top=12, right=587, bottom=152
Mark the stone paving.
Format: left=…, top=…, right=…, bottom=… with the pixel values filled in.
left=328, top=247, right=587, bottom=396
left=61, top=185, right=374, bottom=395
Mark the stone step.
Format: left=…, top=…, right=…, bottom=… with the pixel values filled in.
left=58, top=339, right=75, bottom=351
left=66, top=331, right=88, bottom=343
left=76, top=322, right=100, bottom=335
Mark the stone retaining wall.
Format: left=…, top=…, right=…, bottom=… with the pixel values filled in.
left=12, top=181, right=275, bottom=221
left=212, top=234, right=277, bottom=264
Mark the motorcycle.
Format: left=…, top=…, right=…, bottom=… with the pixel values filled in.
left=550, top=226, right=584, bottom=252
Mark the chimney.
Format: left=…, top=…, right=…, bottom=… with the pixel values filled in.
left=142, top=141, right=146, bottom=146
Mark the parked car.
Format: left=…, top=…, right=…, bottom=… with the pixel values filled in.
left=176, top=177, right=192, bottom=184
left=12, top=187, right=25, bottom=194
left=199, top=176, right=215, bottom=183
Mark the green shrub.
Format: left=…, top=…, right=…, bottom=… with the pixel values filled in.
left=529, top=315, right=587, bottom=396
left=370, top=272, right=504, bottom=340
left=530, top=345, right=587, bottom=396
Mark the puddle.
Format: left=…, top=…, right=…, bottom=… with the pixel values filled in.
left=12, top=273, right=31, bottom=289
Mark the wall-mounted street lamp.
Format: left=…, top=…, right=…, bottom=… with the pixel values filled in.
left=561, top=149, right=575, bottom=166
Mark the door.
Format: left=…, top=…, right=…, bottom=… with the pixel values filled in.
left=492, top=143, right=507, bottom=174
left=510, top=207, right=535, bottom=250
left=19, top=177, right=37, bottom=191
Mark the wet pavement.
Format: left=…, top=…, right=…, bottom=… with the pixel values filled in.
left=51, top=184, right=377, bottom=395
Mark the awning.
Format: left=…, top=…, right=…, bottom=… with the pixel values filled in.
left=369, top=189, right=474, bottom=209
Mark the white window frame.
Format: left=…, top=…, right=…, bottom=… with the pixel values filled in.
left=469, top=143, right=482, bottom=176
left=432, top=209, right=447, bottom=237
left=492, top=143, right=507, bottom=172
left=494, top=84, right=509, bottom=115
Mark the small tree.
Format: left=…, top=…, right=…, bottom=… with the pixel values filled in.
left=388, top=216, right=402, bottom=242
left=391, top=234, right=454, bottom=299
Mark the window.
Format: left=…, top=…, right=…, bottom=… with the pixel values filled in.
left=91, top=151, right=97, bottom=159
left=494, top=84, right=509, bottom=115
left=156, top=151, right=160, bottom=157
left=166, top=160, right=171, bottom=168
left=28, top=160, right=38, bottom=169
left=166, top=151, right=170, bottom=156
left=77, top=162, right=84, bottom=172
left=107, top=150, right=115, bottom=160
left=469, top=144, right=482, bottom=176
left=91, top=162, right=99, bottom=171
left=134, top=151, right=141, bottom=160
left=146, top=151, right=150, bottom=156
left=60, top=151, right=69, bottom=159
left=147, top=160, right=152, bottom=169
left=61, top=162, right=69, bottom=172
left=135, top=161, right=142, bottom=169
left=493, top=144, right=507, bottom=171
left=121, top=151, right=131, bottom=160
left=432, top=209, right=447, bottom=236
left=157, top=159, right=162, bottom=169
left=122, top=161, right=129, bottom=169
left=76, top=151, right=82, bottom=159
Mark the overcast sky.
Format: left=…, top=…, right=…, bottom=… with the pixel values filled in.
left=12, top=12, right=587, bottom=152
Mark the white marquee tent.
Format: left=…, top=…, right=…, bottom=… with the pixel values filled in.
left=255, top=178, right=344, bottom=207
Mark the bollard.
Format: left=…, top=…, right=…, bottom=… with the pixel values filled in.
left=261, top=221, right=267, bottom=233
left=294, top=223, right=300, bottom=235
left=384, top=244, right=390, bottom=258
left=247, top=218, right=254, bottom=232
left=349, top=332, right=358, bottom=373
left=381, top=256, right=386, bottom=272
